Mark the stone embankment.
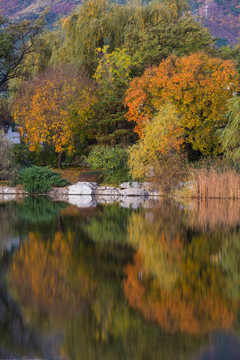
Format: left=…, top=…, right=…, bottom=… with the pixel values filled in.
left=0, top=182, right=163, bottom=208
left=0, top=181, right=162, bottom=197
left=49, top=181, right=162, bottom=197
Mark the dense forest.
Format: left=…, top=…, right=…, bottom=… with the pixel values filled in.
left=0, top=0, right=240, bottom=195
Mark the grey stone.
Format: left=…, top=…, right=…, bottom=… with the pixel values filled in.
left=119, top=182, right=141, bottom=189
left=120, top=188, right=148, bottom=197
left=119, top=182, right=131, bottom=189
left=95, top=186, right=120, bottom=196
left=48, top=187, right=69, bottom=196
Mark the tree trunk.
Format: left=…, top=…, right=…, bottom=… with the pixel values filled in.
left=58, top=152, right=63, bottom=169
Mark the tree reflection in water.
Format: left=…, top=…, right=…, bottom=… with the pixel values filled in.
left=125, top=201, right=240, bottom=335
left=5, top=199, right=240, bottom=359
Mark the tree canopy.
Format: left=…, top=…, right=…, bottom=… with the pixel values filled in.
left=13, top=65, right=97, bottom=167
left=125, top=52, right=240, bottom=154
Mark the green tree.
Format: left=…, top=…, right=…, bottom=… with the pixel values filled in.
left=88, top=145, right=131, bottom=185
left=124, top=15, right=215, bottom=76
left=219, top=96, right=240, bottom=165
left=92, top=46, right=136, bottom=145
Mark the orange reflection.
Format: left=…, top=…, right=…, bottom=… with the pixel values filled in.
left=124, top=252, right=237, bottom=334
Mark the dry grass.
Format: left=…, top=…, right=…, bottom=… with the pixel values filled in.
left=53, top=167, right=102, bottom=184
left=189, top=167, right=240, bottom=199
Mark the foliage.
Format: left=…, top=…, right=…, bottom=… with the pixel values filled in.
left=88, top=145, right=131, bottom=185
left=92, top=46, right=136, bottom=145
left=13, top=65, right=97, bottom=168
left=124, top=16, right=215, bottom=76
left=12, top=143, right=59, bottom=167
left=0, top=130, right=17, bottom=180
left=125, top=52, right=240, bottom=154
left=47, top=0, right=190, bottom=74
left=16, top=166, right=69, bottom=194
left=219, top=96, right=240, bottom=165
left=220, top=41, right=240, bottom=73
left=128, top=104, right=186, bottom=190
left=0, top=14, right=44, bottom=90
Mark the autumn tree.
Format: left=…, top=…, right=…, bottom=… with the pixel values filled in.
left=13, top=65, right=97, bottom=168
left=125, top=52, right=240, bottom=154
left=128, top=103, right=186, bottom=188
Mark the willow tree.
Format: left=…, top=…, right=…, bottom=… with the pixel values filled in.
left=47, top=0, right=190, bottom=75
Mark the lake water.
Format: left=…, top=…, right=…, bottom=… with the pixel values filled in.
left=0, top=196, right=240, bottom=360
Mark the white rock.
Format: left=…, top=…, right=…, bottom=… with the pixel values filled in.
left=3, top=187, right=17, bottom=194
left=131, top=182, right=142, bottom=189
left=68, top=182, right=98, bottom=195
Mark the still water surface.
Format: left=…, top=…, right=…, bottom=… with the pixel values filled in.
left=0, top=196, right=240, bottom=360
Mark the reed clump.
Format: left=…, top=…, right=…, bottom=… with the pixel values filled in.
left=190, top=166, right=240, bottom=199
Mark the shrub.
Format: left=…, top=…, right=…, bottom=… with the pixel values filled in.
left=12, top=143, right=59, bottom=167
left=16, top=166, right=70, bottom=194
left=0, top=131, right=18, bottom=181
left=88, top=146, right=131, bottom=185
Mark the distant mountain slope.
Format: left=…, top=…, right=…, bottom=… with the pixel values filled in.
left=0, top=0, right=239, bottom=45
left=190, top=0, right=240, bottom=45
left=0, top=0, right=82, bottom=23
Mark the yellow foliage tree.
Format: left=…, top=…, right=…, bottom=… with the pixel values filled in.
left=13, top=65, right=97, bottom=167
left=128, top=103, right=186, bottom=187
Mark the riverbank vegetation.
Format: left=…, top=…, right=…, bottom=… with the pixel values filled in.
left=0, top=0, right=240, bottom=196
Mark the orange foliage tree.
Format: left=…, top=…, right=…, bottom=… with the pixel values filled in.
left=125, top=52, right=240, bottom=154
left=13, top=65, right=97, bottom=168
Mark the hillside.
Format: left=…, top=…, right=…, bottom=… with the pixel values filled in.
left=0, top=0, right=239, bottom=45
left=190, top=0, right=240, bottom=45
left=0, top=0, right=82, bottom=23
